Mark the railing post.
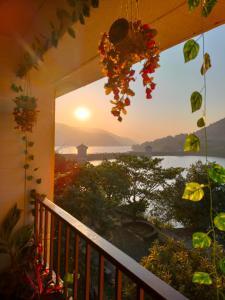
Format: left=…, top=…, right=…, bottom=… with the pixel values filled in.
left=137, top=286, right=145, bottom=300
left=57, top=221, right=62, bottom=280
left=115, top=268, right=122, bottom=300
left=64, top=226, right=70, bottom=297
left=73, top=234, right=80, bottom=300
left=44, top=209, right=48, bottom=264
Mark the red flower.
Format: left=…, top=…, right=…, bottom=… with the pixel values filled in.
left=142, top=24, right=150, bottom=30
left=151, top=82, right=156, bottom=90
left=124, top=98, right=130, bottom=106
left=147, top=40, right=155, bottom=49
left=146, top=88, right=152, bottom=99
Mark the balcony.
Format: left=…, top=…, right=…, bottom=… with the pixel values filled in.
left=35, top=196, right=187, bottom=300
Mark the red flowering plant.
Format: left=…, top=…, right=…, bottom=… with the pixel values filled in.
left=99, top=18, right=160, bottom=121
left=35, top=242, right=64, bottom=299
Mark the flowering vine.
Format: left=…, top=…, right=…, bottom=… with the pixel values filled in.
left=99, top=18, right=160, bottom=121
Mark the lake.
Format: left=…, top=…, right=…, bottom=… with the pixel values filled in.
left=56, top=146, right=225, bottom=168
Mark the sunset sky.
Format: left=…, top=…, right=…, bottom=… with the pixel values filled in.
left=56, top=24, right=225, bottom=143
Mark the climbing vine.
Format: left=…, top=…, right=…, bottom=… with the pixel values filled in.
left=182, top=0, right=225, bottom=298
left=16, top=0, right=99, bottom=77
left=11, top=82, right=42, bottom=220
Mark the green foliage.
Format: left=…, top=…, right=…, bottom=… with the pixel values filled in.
left=187, top=0, right=217, bottom=16
left=182, top=182, right=205, bottom=201
left=67, top=27, right=76, bottom=38
left=201, top=53, right=211, bottom=75
left=219, top=258, right=225, bottom=274
left=16, top=0, right=99, bottom=77
left=202, top=0, right=217, bottom=17
left=192, top=232, right=211, bottom=249
left=197, top=117, right=205, bottom=128
left=208, top=164, right=225, bottom=184
left=183, top=39, right=200, bottom=62
left=188, top=0, right=200, bottom=10
left=140, top=238, right=225, bottom=299
left=184, top=134, right=200, bottom=152
left=192, top=272, right=212, bottom=285
left=151, top=161, right=225, bottom=231
left=214, top=213, right=225, bottom=231
left=190, top=91, right=202, bottom=113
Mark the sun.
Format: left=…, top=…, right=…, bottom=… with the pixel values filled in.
left=74, top=106, right=91, bottom=121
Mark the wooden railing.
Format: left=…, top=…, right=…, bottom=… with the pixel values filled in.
left=35, top=197, right=188, bottom=300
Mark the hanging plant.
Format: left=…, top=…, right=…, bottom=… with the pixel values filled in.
left=99, top=18, right=160, bottom=121
left=12, top=84, right=39, bottom=132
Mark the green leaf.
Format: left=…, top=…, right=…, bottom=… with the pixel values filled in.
left=188, top=0, right=200, bottom=10
left=184, top=134, right=200, bottom=152
left=202, top=0, right=217, bottom=17
left=190, top=91, right=202, bottom=113
left=27, top=175, right=33, bottom=181
left=208, top=164, right=225, bottom=183
left=11, top=83, right=23, bottom=93
left=67, top=0, right=77, bottom=6
left=192, top=232, right=211, bottom=248
left=67, top=27, right=76, bottom=38
left=91, top=0, right=99, bottom=8
left=192, top=272, right=212, bottom=285
left=201, top=53, right=211, bottom=75
left=56, top=8, right=70, bottom=20
left=28, top=141, right=34, bottom=147
left=182, top=182, right=204, bottom=201
left=79, top=14, right=85, bottom=25
left=219, top=258, right=225, bottom=274
left=36, top=178, right=42, bottom=184
left=197, top=117, right=205, bottom=128
left=64, top=272, right=74, bottom=284
left=183, top=39, right=200, bottom=63
left=214, top=213, right=225, bottom=231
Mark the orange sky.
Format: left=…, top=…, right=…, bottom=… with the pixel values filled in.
left=56, top=25, right=225, bottom=143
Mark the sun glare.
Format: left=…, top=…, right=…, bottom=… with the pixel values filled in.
left=74, top=106, right=91, bottom=121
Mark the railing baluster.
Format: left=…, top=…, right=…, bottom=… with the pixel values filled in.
left=115, top=268, right=122, bottom=300
left=34, top=199, right=39, bottom=243
left=39, top=203, right=43, bottom=246
left=98, top=254, right=104, bottom=300
left=137, top=286, right=145, bottom=300
left=85, top=243, right=91, bottom=300
left=34, top=197, right=188, bottom=300
left=73, top=233, right=80, bottom=300
left=64, top=226, right=70, bottom=297
left=57, top=221, right=62, bottom=278
left=49, top=214, right=55, bottom=270
left=44, top=209, right=48, bottom=264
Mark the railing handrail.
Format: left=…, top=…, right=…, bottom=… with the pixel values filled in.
left=39, top=197, right=188, bottom=300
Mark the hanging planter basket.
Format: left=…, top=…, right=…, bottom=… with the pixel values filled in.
left=99, top=18, right=160, bottom=121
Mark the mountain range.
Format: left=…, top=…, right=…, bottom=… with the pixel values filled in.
left=55, top=123, right=135, bottom=146
left=132, top=118, right=225, bottom=157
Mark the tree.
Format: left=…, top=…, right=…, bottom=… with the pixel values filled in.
left=56, top=163, right=119, bottom=237
left=151, top=161, right=225, bottom=231
left=114, top=155, right=182, bottom=220
left=139, top=238, right=225, bottom=300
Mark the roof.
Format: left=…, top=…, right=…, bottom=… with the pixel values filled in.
left=1, top=0, right=225, bottom=95
left=77, top=144, right=88, bottom=149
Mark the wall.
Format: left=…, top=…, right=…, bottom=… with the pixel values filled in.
left=0, top=82, right=55, bottom=224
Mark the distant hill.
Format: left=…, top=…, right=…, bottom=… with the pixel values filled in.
left=132, top=118, right=225, bottom=157
left=55, top=123, right=135, bottom=146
